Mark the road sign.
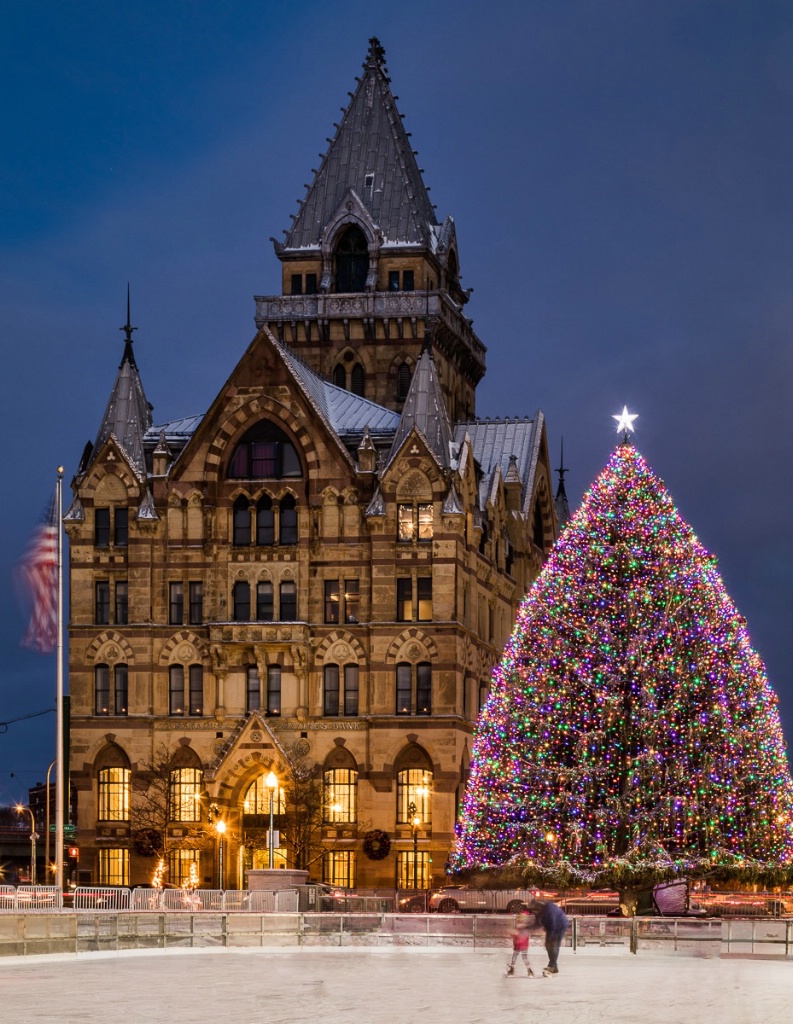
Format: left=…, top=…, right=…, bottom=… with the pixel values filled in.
left=49, top=824, right=77, bottom=835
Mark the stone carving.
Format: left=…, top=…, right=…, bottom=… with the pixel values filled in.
left=333, top=643, right=350, bottom=660
left=178, top=644, right=194, bottom=661
left=251, top=730, right=263, bottom=743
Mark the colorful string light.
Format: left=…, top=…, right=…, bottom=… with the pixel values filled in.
left=452, top=443, right=793, bottom=882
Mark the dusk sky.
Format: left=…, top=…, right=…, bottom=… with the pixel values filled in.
left=2, top=1, right=792, bottom=803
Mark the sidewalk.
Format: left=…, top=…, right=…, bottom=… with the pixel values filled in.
left=0, top=946, right=788, bottom=1024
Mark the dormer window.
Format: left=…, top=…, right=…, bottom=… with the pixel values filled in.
left=335, top=226, right=368, bottom=293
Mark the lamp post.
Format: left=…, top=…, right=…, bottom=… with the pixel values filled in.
left=407, top=800, right=421, bottom=891
left=266, top=771, right=278, bottom=869
left=44, top=759, right=56, bottom=879
left=215, top=820, right=226, bottom=889
left=15, top=805, right=38, bottom=885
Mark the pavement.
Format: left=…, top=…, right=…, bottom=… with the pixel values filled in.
left=0, top=946, right=789, bottom=1024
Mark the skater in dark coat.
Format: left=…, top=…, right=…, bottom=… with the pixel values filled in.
left=527, top=897, right=569, bottom=976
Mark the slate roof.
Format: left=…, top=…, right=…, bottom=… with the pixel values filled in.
left=387, top=342, right=454, bottom=469
left=94, top=340, right=153, bottom=478
left=282, top=38, right=438, bottom=249
left=454, top=416, right=542, bottom=513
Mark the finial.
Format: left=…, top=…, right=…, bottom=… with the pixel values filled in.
left=119, top=283, right=138, bottom=369
left=364, top=37, right=386, bottom=70
left=612, top=405, right=638, bottom=443
left=555, top=437, right=569, bottom=500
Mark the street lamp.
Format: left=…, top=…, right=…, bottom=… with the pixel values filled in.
left=266, top=771, right=278, bottom=869
left=15, top=805, right=38, bottom=885
left=215, top=820, right=227, bottom=889
left=407, top=800, right=421, bottom=891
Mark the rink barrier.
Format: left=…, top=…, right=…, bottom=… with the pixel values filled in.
left=0, top=912, right=792, bottom=959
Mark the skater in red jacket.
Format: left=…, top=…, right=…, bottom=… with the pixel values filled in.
left=506, top=910, right=534, bottom=976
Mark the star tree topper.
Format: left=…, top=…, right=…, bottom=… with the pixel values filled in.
left=613, top=405, right=638, bottom=439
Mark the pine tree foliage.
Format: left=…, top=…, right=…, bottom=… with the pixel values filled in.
left=453, top=443, right=793, bottom=884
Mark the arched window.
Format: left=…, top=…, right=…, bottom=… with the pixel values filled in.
left=334, top=226, right=368, bottom=292
left=324, top=768, right=358, bottom=823
left=396, top=361, right=411, bottom=402
left=350, top=363, right=365, bottom=397
left=233, top=496, right=251, bottom=546
left=169, top=767, right=203, bottom=822
left=95, top=664, right=128, bottom=716
left=396, top=766, right=432, bottom=825
left=533, top=501, right=545, bottom=550
left=242, top=774, right=285, bottom=815
left=332, top=364, right=346, bottom=389
left=280, top=495, right=298, bottom=545
left=256, top=496, right=275, bottom=545
left=228, top=421, right=301, bottom=480
left=98, top=767, right=130, bottom=821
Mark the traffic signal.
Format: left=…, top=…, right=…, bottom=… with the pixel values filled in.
left=68, top=846, right=79, bottom=860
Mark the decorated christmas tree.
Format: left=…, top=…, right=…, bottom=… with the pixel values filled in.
left=453, top=418, right=793, bottom=887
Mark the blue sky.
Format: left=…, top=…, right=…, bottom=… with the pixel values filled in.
left=2, top=0, right=792, bottom=798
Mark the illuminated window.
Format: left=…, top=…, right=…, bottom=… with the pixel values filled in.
left=98, top=848, right=129, bottom=886
left=324, top=579, right=359, bottom=624
left=95, top=664, right=127, bottom=716
left=396, top=768, right=432, bottom=825
left=169, top=665, right=185, bottom=715
left=395, top=661, right=431, bottom=716
left=189, top=665, right=203, bottom=716
left=170, top=768, right=202, bottom=822
left=397, top=503, right=433, bottom=542
left=323, top=665, right=359, bottom=717
left=98, top=767, right=130, bottom=821
left=267, top=665, right=281, bottom=716
left=323, top=850, right=356, bottom=888
left=324, top=768, right=357, bottom=823
left=243, top=775, right=285, bottom=815
left=397, top=851, right=430, bottom=889
left=168, top=849, right=201, bottom=887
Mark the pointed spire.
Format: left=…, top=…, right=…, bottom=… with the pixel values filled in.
left=119, top=283, right=138, bottom=369
left=93, top=292, right=153, bottom=478
left=283, top=37, right=438, bottom=249
left=387, top=340, right=453, bottom=469
left=554, top=437, right=570, bottom=527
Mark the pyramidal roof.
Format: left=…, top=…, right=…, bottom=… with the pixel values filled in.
left=282, top=37, right=439, bottom=249
left=93, top=310, right=152, bottom=478
left=387, top=340, right=453, bottom=468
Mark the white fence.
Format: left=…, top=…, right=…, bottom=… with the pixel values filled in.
left=0, top=886, right=62, bottom=912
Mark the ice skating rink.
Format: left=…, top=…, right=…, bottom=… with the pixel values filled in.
left=0, top=946, right=788, bottom=1024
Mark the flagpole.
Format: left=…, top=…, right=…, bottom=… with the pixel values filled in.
left=55, top=467, right=65, bottom=893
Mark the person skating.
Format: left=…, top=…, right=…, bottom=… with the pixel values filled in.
left=505, top=909, right=534, bottom=977
left=527, top=896, right=569, bottom=976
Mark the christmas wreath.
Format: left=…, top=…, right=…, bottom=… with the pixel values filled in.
left=362, top=829, right=391, bottom=861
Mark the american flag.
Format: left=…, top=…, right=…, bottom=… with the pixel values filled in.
left=18, top=491, right=59, bottom=653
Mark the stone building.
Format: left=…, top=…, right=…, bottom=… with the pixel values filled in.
left=64, top=39, right=557, bottom=891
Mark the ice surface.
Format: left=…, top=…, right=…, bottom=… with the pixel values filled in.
left=0, top=946, right=788, bottom=1024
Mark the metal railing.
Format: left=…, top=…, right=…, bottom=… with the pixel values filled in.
left=0, top=886, right=62, bottom=912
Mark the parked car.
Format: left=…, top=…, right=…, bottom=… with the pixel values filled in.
left=424, top=886, right=538, bottom=914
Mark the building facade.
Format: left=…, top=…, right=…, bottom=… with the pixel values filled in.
left=65, top=39, right=557, bottom=891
